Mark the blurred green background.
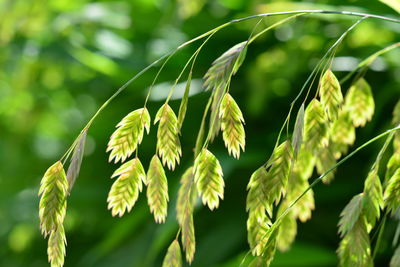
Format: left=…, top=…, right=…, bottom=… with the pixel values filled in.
left=0, top=0, right=399, bottom=266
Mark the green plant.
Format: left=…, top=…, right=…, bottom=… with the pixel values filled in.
left=38, top=9, right=400, bottom=267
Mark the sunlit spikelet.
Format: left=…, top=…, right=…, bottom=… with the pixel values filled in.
left=247, top=211, right=272, bottom=256
left=292, top=104, right=305, bottom=158
left=265, top=140, right=293, bottom=204
left=146, top=155, right=169, bottom=223
left=246, top=167, right=272, bottom=219
left=386, top=152, right=400, bottom=181
left=363, top=170, right=383, bottom=229
left=219, top=93, right=245, bottom=159
left=344, top=78, right=375, bottom=127
left=194, top=149, right=224, bottom=210
left=47, top=225, right=66, bottom=267
left=204, top=41, right=247, bottom=141
left=304, top=99, right=329, bottom=151
left=177, top=71, right=192, bottom=131
left=176, top=167, right=196, bottom=264
left=330, top=111, right=356, bottom=146
left=107, top=108, right=151, bottom=163
left=319, top=69, right=343, bottom=120
left=162, top=240, right=182, bottom=267
left=66, top=130, right=87, bottom=192
left=384, top=168, right=400, bottom=215
left=155, top=104, right=182, bottom=170
left=315, top=142, right=337, bottom=184
left=107, top=158, right=146, bottom=217
left=276, top=209, right=297, bottom=252
left=337, top=218, right=372, bottom=267
left=39, top=161, right=68, bottom=237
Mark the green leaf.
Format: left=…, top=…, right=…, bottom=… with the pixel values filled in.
left=292, top=104, right=305, bottom=158
left=155, top=104, right=182, bottom=170
left=146, top=155, right=169, bottom=223
left=107, top=158, right=146, bottom=217
left=319, top=69, right=343, bottom=120
left=338, top=194, right=364, bottom=237
left=162, top=240, right=182, bottom=267
left=39, top=161, right=68, bottom=237
left=304, top=99, right=329, bottom=151
left=177, top=71, right=192, bottom=131
left=219, top=93, right=246, bottom=159
left=107, top=108, right=151, bottom=163
left=194, top=149, right=224, bottom=210
left=344, top=78, right=375, bottom=128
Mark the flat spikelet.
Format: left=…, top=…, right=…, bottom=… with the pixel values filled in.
left=107, top=158, right=146, bottom=217
left=47, top=225, right=66, bottom=267
left=176, top=167, right=196, bottom=264
left=319, top=69, right=343, bottom=120
left=247, top=212, right=272, bottom=256
left=66, top=130, right=87, bottom=192
left=204, top=41, right=247, bottom=141
left=384, top=168, right=400, bottom=215
left=363, top=170, right=383, bottom=229
left=246, top=167, right=271, bottom=219
left=304, top=99, right=328, bottom=151
left=276, top=210, right=297, bottom=252
left=177, top=72, right=192, bottom=131
left=219, top=93, right=245, bottom=159
left=338, top=194, right=364, bottom=237
left=204, top=41, right=247, bottom=91
left=146, top=155, right=169, bottom=223
left=392, top=99, right=400, bottom=126
left=265, top=140, right=293, bottom=205
left=330, top=111, right=355, bottom=146
left=194, top=149, right=224, bottom=210
left=155, top=104, right=182, bottom=170
left=39, top=161, right=68, bottom=237
left=337, top=218, right=372, bottom=267
left=292, top=104, right=305, bottom=158
left=344, top=78, right=375, bottom=127
left=107, top=108, right=150, bottom=163
left=315, top=142, right=337, bottom=184
left=162, top=240, right=182, bottom=267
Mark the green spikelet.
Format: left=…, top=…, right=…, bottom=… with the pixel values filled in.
left=146, top=155, right=169, bottom=223
left=384, top=168, right=400, bottom=215
left=338, top=194, right=364, bottom=237
left=107, top=108, right=151, bottom=163
left=337, top=218, right=372, bottom=267
left=176, top=167, right=196, bottom=264
left=295, top=147, right=315, bottom=180
left=194, top=149, right=224, bottom=210
left=39, top=161, right=68, bottom=237
left=344, top=78, right=375, bottom=127
left=392, top=99, right=400, bottom=126
left=47, top=225, right=66, bottom=267
left=162, top=240, right=182, bottom=267
left=107, top=158, right=146, bottom=217
left=304, top=99, right=329, bottom=151
left=319, top=69, right=343, bottom=120
left=219, top=93, right=245, bottom=159
left=276, top=209, right=297, bottom=252
left=155, top=104, right=182, bottom=170
left=386, top=152, right=400, bottom=182
left=265, top=140, right=293, bottom=204
left=246, top=167, right=272, bottom=219
left=363, top=170, right=383, bottom=229
left=315, top=142, right=337, bottom=184
left=204, top=41, right=247, bottom=141
left=247, top=211, right=272, bottom=256
left=330, top=111, right=356, bottom=146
